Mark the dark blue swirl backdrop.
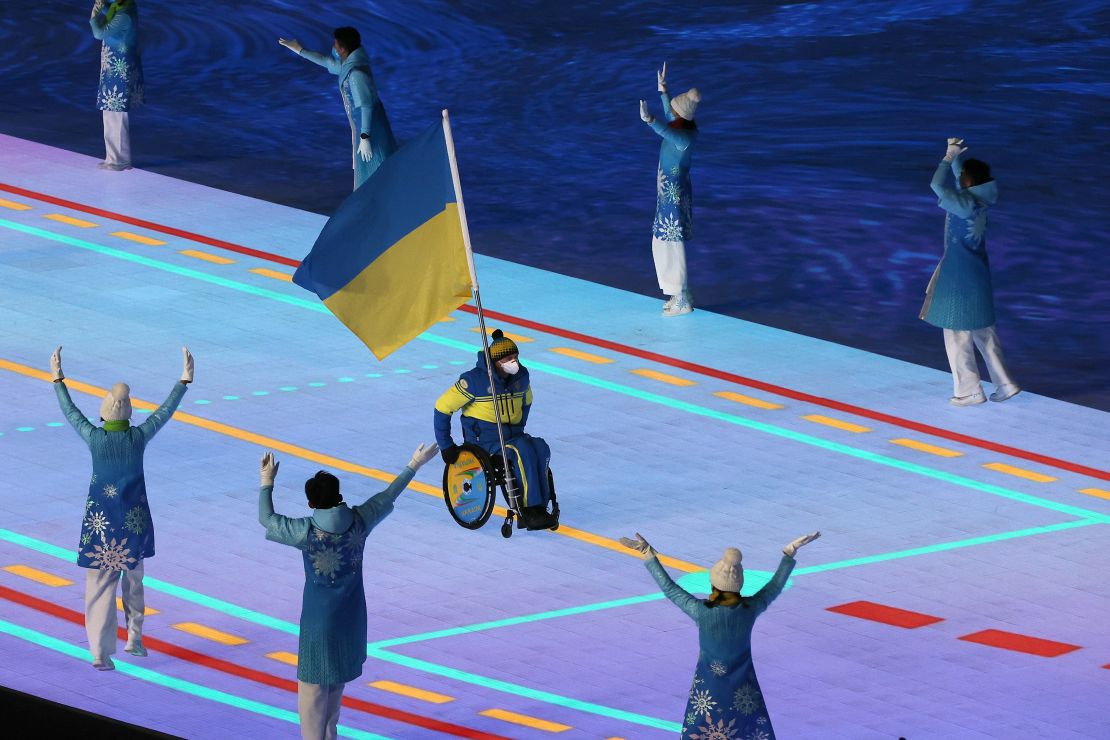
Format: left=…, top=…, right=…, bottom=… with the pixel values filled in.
left=2, top=1, right=1107, bottom=408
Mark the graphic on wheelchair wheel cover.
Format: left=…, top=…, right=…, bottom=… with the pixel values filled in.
left=446, top=450, right=491, bottom=525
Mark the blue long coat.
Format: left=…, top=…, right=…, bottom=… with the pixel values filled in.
left=649, top=92, right=697, bottom=242
left=259, top=467, right=414, bottom=685
left=55, top=381, right=187, bottom=569
left=647, top=554, right=795, bottom=739
left=91, top=0, right=144, bottom=112
left=920, top=155, right=1000, bottom=330
left=298, top=46, right=398, bottom=189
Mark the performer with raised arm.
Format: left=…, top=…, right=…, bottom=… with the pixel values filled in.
left=89, top=0, right=144, bottom=170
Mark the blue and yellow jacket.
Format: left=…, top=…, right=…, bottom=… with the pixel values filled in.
left=433, top=351, right=533, bottom=450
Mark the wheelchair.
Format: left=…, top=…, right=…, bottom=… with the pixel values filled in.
left=442, top=443, right=559, bottom=538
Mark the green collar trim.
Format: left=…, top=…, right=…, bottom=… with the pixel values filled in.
left=103, top=420, right=130, bottom=432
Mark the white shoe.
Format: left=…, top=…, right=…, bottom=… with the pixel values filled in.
left=92, top=656, right=116, bottom=671
left=663, top=295, right=678, bottom=311
left=989, top=384, right=1021, bottom=403
left=663, top=296, right=693, bottom=317
left=949, top=391, right=986, bottom=406
left=99, top=161, right=132, bottom=171
left=125, top=640, right=147, bottom=657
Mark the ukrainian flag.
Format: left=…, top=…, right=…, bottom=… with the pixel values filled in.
left=293, top=120, right=473, bottom=359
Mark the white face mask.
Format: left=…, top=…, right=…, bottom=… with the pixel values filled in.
left=500, top=359, right=520, bottom=375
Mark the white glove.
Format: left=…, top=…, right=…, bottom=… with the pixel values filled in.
left=358, top=138, right=373, bottom=162
left=180, top=346, right=194, bottom=384
left=407, top=442, right=439, bottom=471
left=943, top=137, right=967, bottom=162
left=657, top=61, right=667, bottom=93
left=91, top=0, right=105, bottom=19
left=278, top=37, right=304, bottom=54
left=783, top=530, right=821, bottom=558
left=639, top=100, right=654, bottom=124
left=50, top=345, right=64, bottom=382
left=619, top=532, right=656, bottom=560
left=261, top=451, right=280, bottom=487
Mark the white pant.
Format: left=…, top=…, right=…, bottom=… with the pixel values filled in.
left=102, top=111, right=131, bottom=166
left=942, top=326, right=1017, bottom=397
left=651, top=237, right=687, bottom=296
left=298, top=681, right=345, bottom=740
left=85, top=560, right=145, bottom=660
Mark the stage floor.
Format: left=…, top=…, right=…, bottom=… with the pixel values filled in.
left=1, top=135, right=1107, bottom=739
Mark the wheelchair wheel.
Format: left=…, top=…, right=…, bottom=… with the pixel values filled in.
left=442, top=444, right=496, bottom=530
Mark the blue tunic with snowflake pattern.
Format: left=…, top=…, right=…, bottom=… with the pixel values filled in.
left=90, top=0, right=144, bottom=112
left=920, top=155, right=999, bottom=330
left=646, top=554, right=794, bottom=740
left=55, top=381, right=187, bottom=570
left=649, top=91, right=697, bottom=242
left=259, top=466, right=414, bottom=685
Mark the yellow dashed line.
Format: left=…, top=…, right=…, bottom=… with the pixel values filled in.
left=469, top=327, right=533, bottom=343
left=3, top=565, right=73, bottom=587
left=479, top=708, right=572, bottom=733
left=549, top=347, right=615, bottom=364
left=44, top=214, right=97, bottom=228
left=180, top=249, right=234, bottom=265
left=171, top=622, right=249, bottom=645
left=438, top=316, right=457, bottom=323
left=111, top=231, right=166, bottom=246
left=368, top=680, right=454, bottom=704
left=0, top=198, right=33, bottom=211
left=249, top=267, right=292, bottom=282
left=631, top=368, right=696, bottom=387
left=982, top=462, right=1057, bottom=483
left=890, top=438, right=964, bottom=458
left=802, top=414, right=871, bottom=433
left=115, top=597, right=159, bottom=615
left=713, top=390, right=783, bottom=409
left=1078, top=487, right=1110, bottom=501
left=265, top=651, right=299, bottom=666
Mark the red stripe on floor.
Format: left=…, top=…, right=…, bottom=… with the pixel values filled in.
left=826, top=600, right=944, bottom=629
left=4, top=180, right=1107, bottom=483
left=0, top=583, right=508, bottom=740
left=958, top=629, right=1081, bottom=657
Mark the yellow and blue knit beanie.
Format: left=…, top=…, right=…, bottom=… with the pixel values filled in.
left=489, top=329, right=519, bottom=362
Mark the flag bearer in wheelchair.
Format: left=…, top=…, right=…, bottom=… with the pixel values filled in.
left=433, top=329, right=557, bottom=530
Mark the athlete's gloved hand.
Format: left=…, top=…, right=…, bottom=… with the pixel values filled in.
left=943, top=137, right=967, bottom=162
left=278, top=38, right=304, bottom=54
left=51, top=345, right=64, bottom=382
left=358, top=138, right=373, bottom=162
left=261, top=451, right=280, bottom=487
left=639, top=100, right=654, bottom=124
left=180, top=346, right=194, bottom=384
left=657, top=61, right=668, bottom=93
left=619, top=532, right=657, bottom=560
left=783, top=531, right=821, bottom=558
left=440, top=445, right=460, bottom=465
left=91, top=0, right=105, bottom=19
left=408, top=443, right=439, bottom=471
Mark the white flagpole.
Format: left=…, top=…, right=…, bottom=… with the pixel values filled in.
left=441, top=109, right=521, bottom=516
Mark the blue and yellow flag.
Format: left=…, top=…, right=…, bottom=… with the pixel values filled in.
left=293, top=121, right=473, bottom=359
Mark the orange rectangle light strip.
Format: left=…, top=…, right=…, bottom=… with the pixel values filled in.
left=249, top=267, right=293, bottom=282
left=549, top=347, right=615, bottom=364
left=45, top=214, right=98, bottom=228
left=1079, top=487, right=1110, bottom=501
left=469, top=327, right=533, bottom=343
left=0, top=198, right=33, bottom=211
left=3, top=565, right=73, bottom=587
left=265, top=651, right=299, bottom=666
left=367, top=680, right=454, bottom=704
left=115, top=597, right=159, bottom=615
left=111, top=231, right=167, bottom=246
left=890, top=438, right=964, bottom=458
left=631, top=368, right=697, bottom=387
left=479, top=708, right=572, bottom=733
left=983, top=462, right=1057, bottom=483
left=180, top=249, right=234, bottom=265
left=713, top=390, right=783, bottom=410
left=803, top=414, right=871, bottom=433
left=171, top=622, right=249, bottom=646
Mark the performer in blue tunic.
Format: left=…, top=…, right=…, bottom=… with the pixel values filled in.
left=89, top=0, right=144, bottom=170
left=921, top=138, right=1020, bottom=406
left=621, top=531, right=820, bottom=739
left=52, top=346, right=192, bottom=669
left=433, top=329, right=555, bottom=528
left=279, top=27, right=398, bottom=190
left=640, top=62, right=700, bottom=316
left=258, top=443, right=437, bottom=740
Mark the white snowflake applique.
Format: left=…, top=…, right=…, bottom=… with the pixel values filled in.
left=966, top=212, right=987, bottom=242
left=99, top=47, right=118, bottom=74
left=689, top=688, right=717, bottom=716
left=747, top=728, right=771, bottom=740
left=756, top=715, right=769, bottom=726
left=686, top=711, right=697, bottom=726
left=709, top=660, right=727, bottom=677
left=732, top=683, right=761, bottom=714
left=312, top=528, right=330, bottom=542
left=661, top=180, right=682, bottom=206
left=81, top=532, right=92, bottom=546
left=124, top=507, right=147, bottom=534
left=310, top=548, right=342, bottom=579
left=689, top=716, right=739, bottom=740
left=99, top=85, right=127, bottom=111
left=89, top=537, right=136, bottom=570
left=102, top=483, right=118, bottom=499
left=654, top=214, right=684, bottom=241
left=86, top=511, right=110, bottom=538
left=91, top=474, right=97, bottom=484
left=111, top=58, right=130, bottom=80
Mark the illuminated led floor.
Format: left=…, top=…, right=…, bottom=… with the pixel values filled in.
left=1, top=134, right=1108, bottom=739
